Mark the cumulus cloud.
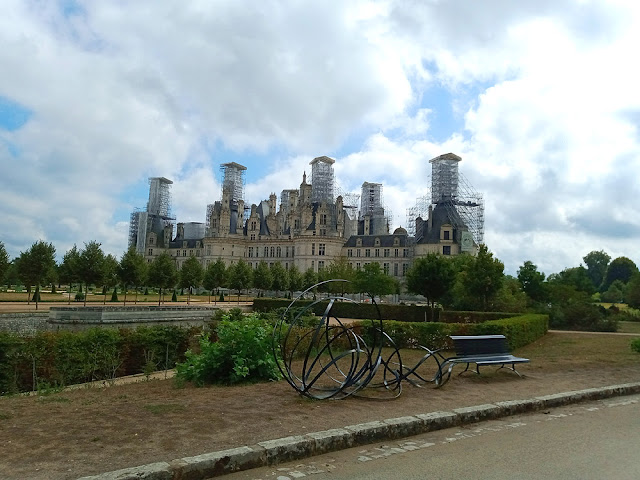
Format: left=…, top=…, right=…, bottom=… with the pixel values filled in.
left=1, top=0, right=639, bottom=276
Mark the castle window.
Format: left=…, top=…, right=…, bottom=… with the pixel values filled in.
left=149, top=237, right=154, bottom=245
left=148, top=248, right=153, bottom=256
left=183, top=250, right=187, bottom=257
left=403, top=249, right=409, bottom=258
left=251, top=221, right=257, bottom=230
left=393, top=237, right=399, bottom=246
left=248, top=247, right=253, bottom=258
left=365, top=249, right=371, bottom=257
left=375, top=248, right=380, bottom=257
left=189, top=250, right=193, bottom=256
left=394, top=263, right=398, bottom=276
left=285, top=246, right=289, bottom=257
left=206, top=246, right=211, bottom=256
left=356, top=262, right=361, bottom=271
left=443, top=246, right=451, bottom=255
left=251, top=234, right=255, bottom=240
left=384, top=248, right=390, bottom=257
left=402, top=263, right=409, bottom=276
left=383, top=263, right=389, bottom=274
left=347, top=249, right=353, bottom=257
left=319, top=229, right=326, bottom=236
left=394, top=248, right=399, bottom=257
left=357, top=249, right=361, bottom=257
left=443, top=230, right=450, bottom=240
left=318, top=243, right=326, bottom=256
left=270, top=246, right=275, bottom=257
left=356, top=239, right=362, bottom=247
left=276, top=246, right=281, bottom=257
left=320, top=214, right=327, bottom=225
left=375, top=238, right=380, bottom=246
left=318, top=260, right=325, bottom=271
left=264, top=246, right=268, bottom=257
left=311, top=243, right=315, bottom=255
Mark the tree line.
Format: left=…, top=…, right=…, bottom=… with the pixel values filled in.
left=1, top=240, right=638, bottom=330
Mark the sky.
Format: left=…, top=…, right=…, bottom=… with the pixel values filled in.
left=1, top=0, right=639, bottom=277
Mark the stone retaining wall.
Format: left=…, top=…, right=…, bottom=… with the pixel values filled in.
left=0, top=306, right=220, bottom=335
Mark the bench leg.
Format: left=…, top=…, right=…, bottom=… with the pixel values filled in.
left=457, top=362, right=481, bottom=376
left=496, top=363, right=524, bottom=378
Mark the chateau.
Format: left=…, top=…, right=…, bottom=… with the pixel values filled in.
left=128, top=153, right=484, bottom=284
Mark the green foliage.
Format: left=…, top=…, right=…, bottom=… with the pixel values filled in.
left=0, top=326, right=194, bottom=394
left=353, top=262, right=396, bottom=300
left=631, top=338, right=640, bottom=353
left=358, top=314, right=548, bottom=351
left=147, top=253, right=178, bottom=304
left=287, top=264, right=303, bottom=296
left=176, top=314, right=281, bottom=385
left=171, top=290, right=178, bottom=302
left=583, top=250, right=611, bottom=290
left=547, top=266, right=595, bottom=295
left=626, top=274, right=640, bottom=309
left=110, top=287, right=119, bottom=302
left=203, top=258, right=227, bottom=295
left=179, top=256, right=204, bottom=303
left=118, top=247, right=147, bottom=304
left=78, top=241, right=105, bottom=305
left=0, top=241, right=10, bottom=285
left=16, top=241, right=56, bottom=308
left=253, top=261, right=273, bottom=295
left=302, top=267, right=317, bottom=292
left=227, top=259, right=252, bottom=295
left=601, top=280, right=625, bottom=303
left=461, top=245, right=504, bottom=311
left=321, top=257, right=355, bottom=295
left=492, top=276, right=528, bottom=313
left=270, top=262, right=289, bottom=296
left=601, top=256, right=638, bottom=291
left=406, top=254, right=455, bottom=308
left=517, top=260, right=547, bottom=303
left=219, top=292, right=225, bottom=302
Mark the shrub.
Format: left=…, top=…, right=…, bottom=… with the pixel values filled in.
left=632, top=338, right=640, bottom=353
left=172, top=290, right=178, bottom=302
left=176, top=314, right=281, bottom=385
left=75, top=292, right=85, bottom=301
left=110, top=287, right=118, bottom=302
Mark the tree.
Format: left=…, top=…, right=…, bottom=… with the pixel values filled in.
left=102, top=254, right=119, bottom=304
left=323, top=256, right=355, bottom=296
left=270, top=262, right=289, bottom=297
left=287, top=264, right=303, bottom=298
left=302, top=267, right=318, bottom=297
left=59, top=245, right=81, bottom=304
left=203, top=258, right=227, bottom=303
left=462, top=245, right=504, bottom=311
left=118, top=247, right=147, bottom=305
left=16, top=241, right=56, bottom=309
left=0, top=241, right=9, bottom=286
left=227, top=259, right=252, bottom=300
left=547, top=266, right=595, bottom=295
left=601, top=280, right=625, bottom=304
left=626, top=274, right=640, bottom=309
left=493, top=276, right=528, bottom=313
left=516, top=260, right=547, bottom=303
left=583, top=250, right=611, bottom=290
left=179, top=256, right=204, bottom=304
left=78, top=241, right=106, bottom=306
left=601, top=256, right=638, bottom=291
left=253, top=261, right=273, bottom=297
left=406, top=254, right=455, bottom=309
left=147, top=253, right=178, bottom=305
left=353, top=262, right=396, bottom=302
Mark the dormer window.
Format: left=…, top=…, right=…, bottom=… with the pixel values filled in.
left=356, top=238, right=362, bottom=247
left=374, top=238, right=380, bottom=246
left=393, top=237, right=400, bottom=246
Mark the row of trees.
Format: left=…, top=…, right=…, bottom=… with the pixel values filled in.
left=2, top=239, right=639, bottom=329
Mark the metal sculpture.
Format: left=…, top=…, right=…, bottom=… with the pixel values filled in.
left=272, top=280, right=443, bottom=400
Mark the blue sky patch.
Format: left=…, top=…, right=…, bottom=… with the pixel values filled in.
left=0, top=96, right=32, bottom=131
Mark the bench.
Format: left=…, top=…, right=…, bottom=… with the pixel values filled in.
left=435, top=335, right=529, bottom=387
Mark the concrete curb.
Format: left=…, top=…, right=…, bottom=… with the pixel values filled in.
left=77, top=381, right=640, bottom=480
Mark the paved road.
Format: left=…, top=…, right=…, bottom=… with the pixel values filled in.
left=226, top=394, right=640, bottom=480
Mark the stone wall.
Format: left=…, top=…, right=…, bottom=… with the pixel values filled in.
left=0, top=306, right=221, bottom=336
left=0, top=313, right=50, bottom=336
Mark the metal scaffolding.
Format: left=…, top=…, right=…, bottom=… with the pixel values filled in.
left=310, top=156, right=335, bottom=204
left=406, top=153, right=485, bottom=244
left=220, top=162, right=247, bottom=203
left=280, top=189, right=298, bottom=215
left=146, top=177, right=173, bottom=217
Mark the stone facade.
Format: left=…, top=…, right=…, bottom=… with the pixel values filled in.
left=140, top=155, right=479, bottom=286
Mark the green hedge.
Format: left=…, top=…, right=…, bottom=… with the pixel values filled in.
left=253, top=298, right=517, bottom=323
left=357, top=314, right=548, bottom=351
left=0, top=326, right=195, bottom=395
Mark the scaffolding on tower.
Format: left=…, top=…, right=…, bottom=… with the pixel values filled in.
left=220, top=162, right=247, bottom=203
left=310, top=156, right=335, bottom=204
left=406, top=153, right=484, bottom=244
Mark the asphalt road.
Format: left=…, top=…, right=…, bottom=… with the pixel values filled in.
left=226, top=394, right=640, bottom=480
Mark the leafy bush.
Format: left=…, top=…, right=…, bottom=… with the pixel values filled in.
left=631, top=338, right=640, bottom=353
left=176, top=314, right=281, bottom=385
left=75, top=292, right=85, bottom=301
left=358, top=314, right=548, bottom=351
left=253, top=298, right=514, bottom=323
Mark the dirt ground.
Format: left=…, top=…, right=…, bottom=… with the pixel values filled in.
left=1, top=331, right=639, bottom=480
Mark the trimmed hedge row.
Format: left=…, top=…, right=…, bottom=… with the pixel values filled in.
left=357, top=314, right=549, bottom=351
left=0, top=326, right=196, bottom=395
left=253, top=298, right=517, bottom=323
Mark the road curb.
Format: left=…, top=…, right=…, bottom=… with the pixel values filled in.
left=77, top=381, right=640, bottom=480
